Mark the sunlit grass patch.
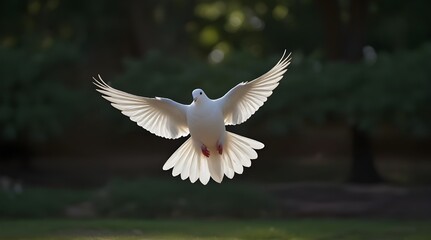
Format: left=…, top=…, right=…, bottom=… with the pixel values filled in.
left=0, top=219, right=430, bottom=240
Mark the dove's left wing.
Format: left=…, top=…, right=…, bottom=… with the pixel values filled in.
left=215, top=51, right=291, bottom=125
left=93, top=75, right=189, bottom=139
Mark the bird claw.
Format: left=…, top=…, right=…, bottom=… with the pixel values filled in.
left=201, top=145, right=210, bottom=158
left=217, top=144, right=223, bottom=155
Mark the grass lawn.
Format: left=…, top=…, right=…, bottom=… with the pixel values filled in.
left=0, top=219, right=430, bottom=240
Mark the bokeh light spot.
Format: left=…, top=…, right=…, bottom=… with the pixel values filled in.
left=208, top=49, right=224, bottom=64
left=199, top=26, right=219, bottom=46
left=226, top=10, right=245, bottom=32
left=195, top=2, right=226, bottom=20
left=273, top=5, right=288, bottom=20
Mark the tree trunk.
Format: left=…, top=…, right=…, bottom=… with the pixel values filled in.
left=128, top=0, right=151, bottom=57
left=344, top=0, right=369, bottom=61
left=317, top=0, right=383, bottom=183
left=316, top=0, right=343, bottom=60
left=349, top=125, right=382, bottom=183
left=345, top=0, right=382, bottom=183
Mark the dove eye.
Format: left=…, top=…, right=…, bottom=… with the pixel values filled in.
left=200, top=92, right=202, bottom=95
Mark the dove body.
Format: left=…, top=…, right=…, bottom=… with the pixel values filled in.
left=94, top=51, right=291, bottom=184
left=188, top=89, right=225, bottom=157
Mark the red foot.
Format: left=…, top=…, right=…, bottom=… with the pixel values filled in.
left=217, top=144, right=223, bottom=155
left=201, top=145, right=210, bottom=158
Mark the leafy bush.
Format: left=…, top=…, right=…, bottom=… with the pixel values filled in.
left=0, top=187, right=91, bottom=218
left=0, top=178, right=277, bottom=218
left=93, top=178, right=276, bottom=218
left=0, top=43, right=83, bottom=142
left=275, top=44, right=431, bottom=136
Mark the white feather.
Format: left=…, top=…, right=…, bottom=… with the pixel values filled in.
left=93, top=75, right=189, bottom=139
left=199, top=156, right=211, bottom=185
left=215, top=51, right=291, bottom=125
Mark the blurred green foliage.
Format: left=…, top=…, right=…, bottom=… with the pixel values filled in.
left=276, top=43, right=431, bottom=136
left=93, top=178, right=276, bottom=218
left=0, top=43, right=82, bottom=142
left=0, top=178, right=275, bottom=218
left=0, top=186, right=91, bottom=218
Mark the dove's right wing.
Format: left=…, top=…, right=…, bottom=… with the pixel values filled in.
left=93, top=75, right=189, bottom=139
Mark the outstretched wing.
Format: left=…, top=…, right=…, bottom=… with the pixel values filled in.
left=215, top=51, right=291, bottom=125
left=93, top=75, right=189, bottom=139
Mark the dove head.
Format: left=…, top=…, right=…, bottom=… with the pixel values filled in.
left=192, top=88, right=207, bottom=103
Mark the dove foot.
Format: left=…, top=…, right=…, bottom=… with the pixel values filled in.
left=217, top=144, right=223, bottom=155
left=201, top=145, right=210, bottom=158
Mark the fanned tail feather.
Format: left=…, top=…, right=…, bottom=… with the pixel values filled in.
left=162, top=132, right=264, bottom=185
left=162, top=137, right=211, bottom=184
left=221, top=131, right=264, bottom=179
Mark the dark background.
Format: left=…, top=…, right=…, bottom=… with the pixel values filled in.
left=0, top=0, right=430, bottom=219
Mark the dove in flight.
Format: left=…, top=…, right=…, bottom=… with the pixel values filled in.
left=93, top=51, right=291, bottom=184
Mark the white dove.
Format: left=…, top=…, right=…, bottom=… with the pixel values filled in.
left=93, top=51, right=291, bottom=185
